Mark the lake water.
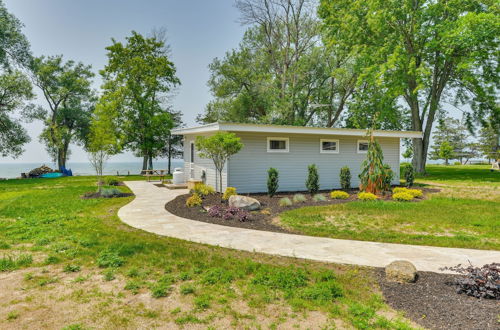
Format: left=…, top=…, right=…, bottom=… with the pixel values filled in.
left=0, top=160, right=184, bottom=179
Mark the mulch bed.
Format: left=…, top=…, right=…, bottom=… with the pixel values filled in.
left=377, top=270, right=500, bottom=329
left=165, top=187, right=437, bottom=233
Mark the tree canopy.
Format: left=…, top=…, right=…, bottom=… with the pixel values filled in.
left=99, top=31, right=180, bottom=170
left=319, top=0, right=500, bottom=173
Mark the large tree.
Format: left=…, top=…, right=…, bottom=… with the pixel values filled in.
left=429, top=116, right=468, bottom=161
left=158, top=109, right=184, bottom=174
left=28, top=56, right=95, bottom=169
left=99, top=31, right=180, bottom=171
left=478, top=121, right=500, bottom=162
left=0, top=0, right=33, bottom=157
left=198, top=0, right=358, bottom=127
left=319, top=0, right=500, bottom=173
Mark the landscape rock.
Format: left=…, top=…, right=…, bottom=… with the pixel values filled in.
left=228, top=195, right=261, bottom=211
left=385, top=260, right=418, bottom=283
left=28, top=165, right=54, bottom=178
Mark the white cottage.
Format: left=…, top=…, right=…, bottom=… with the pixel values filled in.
left=172, top=123, right=422, bottom=193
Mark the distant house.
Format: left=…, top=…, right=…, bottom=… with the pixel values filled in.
left=172, top=123, right=422, bottom=193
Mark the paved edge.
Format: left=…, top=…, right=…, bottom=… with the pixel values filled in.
left=118, top=181, right=500, bottom=273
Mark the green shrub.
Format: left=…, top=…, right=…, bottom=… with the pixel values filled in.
left=267, top=168, right=279, bottom=197
left=392, top=192, right=414, bottom=201
left=278, top=197, right=292, bottom=207
left=330, top=190, right=349, bottom=199
left=292, top=194, right=307, bottom=203
left=340, top=166, right=351, bottom=190
left=185, top=193, right=202, bottom=207
left=382, top=164, right=394, bottom=191
left=192, top=183, right=215, bottom=196
left=403, top=164, right=414, bottom=187
left=306, top=164, right=320, bottom=194
left=105, top=177, right=120, bottom=186
left=312, top=194, right=327, bottom=202
left=100, top=187, right=122, bottom=198
left=97, top=250, right=124, bottom=268
left=357, top=192, right=377, bottom=201
left=222, top=187, right=237, bottom=200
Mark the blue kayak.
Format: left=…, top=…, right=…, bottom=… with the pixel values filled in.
left=40, top=172, right=64, bottom=178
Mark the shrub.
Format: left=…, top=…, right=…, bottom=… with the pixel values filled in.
left=407, top=189, right=423, bottom=198
left=359, top=131, right=393, bottom=194
left=382, top=164, right=394, bottom=191
left=267, top=168, right=279, bottom=197
left=97, top=250, right=124, bottom=268
left=312, top=194, right=327, bottom=202
left=440, top=263, right=499, bottom=299
left=279, top=197, right=292, bottom=207
left=222, top=187, right=237, bottom=200
left=208, top=205, right=249, bottom=221
left=330, top=190, right=349, bottom=199
left=357, top=192, right=377, bottom=201
left=306, top=164, right=320, bottom=194
left=392, top=187, right=408, bottom=194
left=340, top=166, right=351, bottom=190
left=403, top=164, right=414, bottom=187
left=392, top=192, right=413, bottom=201
left=105, top=177, right=120, bottom=186
left=292, top=194, right=307, bottom=203
left=192, top=183, right=215, bottom=196
left=101, top=187, right=122, bottom=198
left=185, top=193, right=202, bottom=207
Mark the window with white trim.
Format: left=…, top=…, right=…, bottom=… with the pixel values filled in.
left=357, top=140, right=369, bottom=153
left=320, top=139, right=339, bottom=154
left=267, top=137, right=289, bottom=153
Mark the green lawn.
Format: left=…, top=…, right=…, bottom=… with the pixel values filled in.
left=280, top=165, right=499, bottom=250
left=0, top=176, right=414, bottom=329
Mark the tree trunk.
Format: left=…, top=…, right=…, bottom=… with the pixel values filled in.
left=148, top=155, right=153, bottom=170
left=142, top=155, right=148, bottom=171
left=167, top=134, right=172, bottom=174
left=219, top=169, right=223, bottom=194
left=412, top=138, right=426, bottom=173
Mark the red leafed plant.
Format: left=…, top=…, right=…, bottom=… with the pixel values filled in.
left=441, top=262, right=499, bottom=300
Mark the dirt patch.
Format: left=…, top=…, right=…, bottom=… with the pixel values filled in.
left=377, top=269, right=500, bottom=330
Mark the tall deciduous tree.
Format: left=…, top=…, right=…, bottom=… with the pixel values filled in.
left=0, top=0, right=33, bottom=157
left=28, top=56, right=95, bottom=169
left=319, top=0, right=500, bottom=173
left=158, top=110, right=184, bottom=174
left=198, top=0, right=357, bottom=127
left=100, top=31, right=180, bottom=171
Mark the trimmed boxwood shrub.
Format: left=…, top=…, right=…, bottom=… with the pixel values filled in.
left=330, top=191, right=349, bottom=199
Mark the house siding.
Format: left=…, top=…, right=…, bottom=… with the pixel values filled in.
left=183, top=135, right=228, bottom=191
left=227, top=132, right=400, bottom=193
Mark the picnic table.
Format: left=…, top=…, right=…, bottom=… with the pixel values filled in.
left=141, top=169, right=168, bottom=182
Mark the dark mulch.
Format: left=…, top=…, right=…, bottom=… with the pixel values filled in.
left=165, top=187, right=436, bottom=233
left=81, top=192, right=134, bottom=199
left=377, top=270, right=500, bottom=330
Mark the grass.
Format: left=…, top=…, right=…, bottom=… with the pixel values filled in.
left=280, top=165, right=499, bottom=250
left=0, top=175, right=414, bottom=329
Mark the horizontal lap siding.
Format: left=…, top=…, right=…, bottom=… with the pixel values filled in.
left=228, top=133, right=400, bottom=193
left=183, top=135, right=227, bottom=191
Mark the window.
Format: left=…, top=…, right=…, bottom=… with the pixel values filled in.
left=320, top=139, right=339, bottom=154
left=267, top=137, right=289, bottom=153
left=357, top=140, right=369, bottom=153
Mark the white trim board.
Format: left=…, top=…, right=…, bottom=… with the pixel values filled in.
left=172, top=122, right=422, bottom=139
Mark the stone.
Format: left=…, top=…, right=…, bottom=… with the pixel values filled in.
left=385, top=260, right=417, bottom=283
left=228, top=195, right=261, bottom=211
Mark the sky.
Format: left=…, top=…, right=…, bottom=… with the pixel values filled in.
left=1, top=0, right=246, bottom=163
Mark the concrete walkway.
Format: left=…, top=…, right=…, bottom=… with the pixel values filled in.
left=118, top=181, right=500, bottom=273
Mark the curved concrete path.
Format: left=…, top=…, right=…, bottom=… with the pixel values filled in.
left=118, top=181, right=500, bottom=273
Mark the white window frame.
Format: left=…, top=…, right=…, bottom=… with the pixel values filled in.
left=320, top=139, right=340, bottom=154
left=267, top=137, right=289, bottom=153
left=357, top=140, right=369, bottom=154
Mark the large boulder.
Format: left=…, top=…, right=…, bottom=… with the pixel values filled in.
left=228, top=195, right=261, bottom=211
left=385, top=260, right=417, bottom=283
